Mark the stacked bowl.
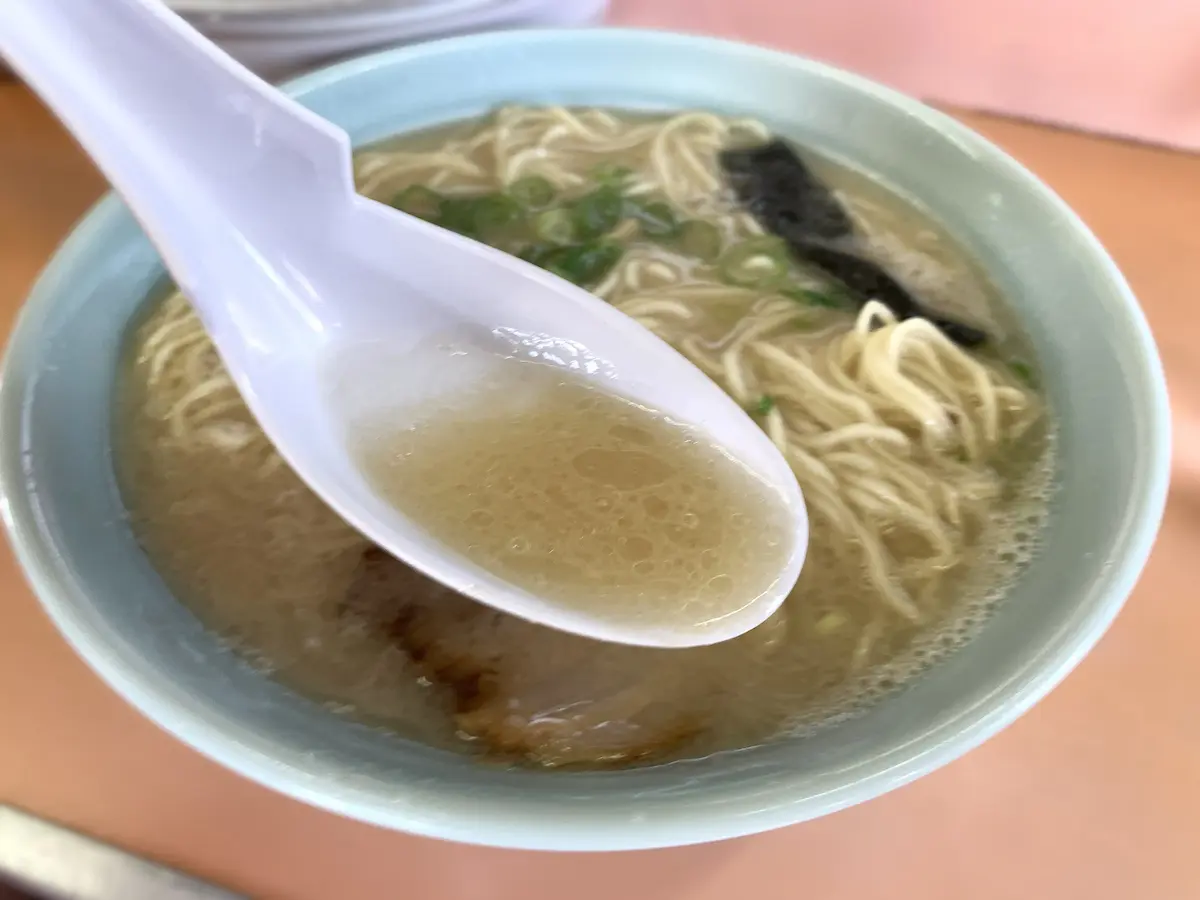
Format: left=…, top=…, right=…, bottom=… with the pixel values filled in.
left=171, top=0, right=609, bottom=77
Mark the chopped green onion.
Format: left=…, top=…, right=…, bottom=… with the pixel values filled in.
left=753, top=394, right=775, bottom=415
left=471, top=193, right=524, bottom=238
left=392, top=185, right=444, bottom=221
left=674, top=220, right=722, bottom=261
left=532, top=208, right=576, bottom=245
left=549, top=242, right=624, bottom=286
left=436, top=196, right=480, bottom=236
left=782, top=286, right=842, bottom=308
left=625, top=199, right=679, bottom=237
left=531, top=242, right=624, bottom=287
left=509, top=176, right=557, bottom=209
left=718, top=236, right=790, bottom=290
left=1009, top=359, right=1037, bottom=387
left=570, top=185, right=625, bottom=240
left=591, top=162, right=633, bottom=188
left=519, top=242, right=557, bottom=267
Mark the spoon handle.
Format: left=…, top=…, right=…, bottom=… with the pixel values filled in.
left=0, top=0, right=355, bottom=308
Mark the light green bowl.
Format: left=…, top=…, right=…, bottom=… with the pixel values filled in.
left=0, top=29, right=1170, bottom=850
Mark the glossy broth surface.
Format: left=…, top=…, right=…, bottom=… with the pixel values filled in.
left=352, top=352, right=793, bottom=634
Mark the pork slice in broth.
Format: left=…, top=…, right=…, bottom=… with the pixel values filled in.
left=342, top=547, right=741, bottom=767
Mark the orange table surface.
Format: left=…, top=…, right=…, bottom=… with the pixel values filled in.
left=2, top=84, right=1199, bottom=900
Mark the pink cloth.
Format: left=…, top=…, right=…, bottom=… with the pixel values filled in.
left=609, top=0, right=1200, bottom=151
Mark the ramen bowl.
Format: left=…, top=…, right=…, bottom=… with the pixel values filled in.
left=0, top=29, right=1169, bottom=850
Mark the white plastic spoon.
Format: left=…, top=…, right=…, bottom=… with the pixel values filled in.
left=0, top=0, right=807, bottom=647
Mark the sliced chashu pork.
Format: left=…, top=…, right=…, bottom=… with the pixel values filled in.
left=344, top=546, right=784, bottom=767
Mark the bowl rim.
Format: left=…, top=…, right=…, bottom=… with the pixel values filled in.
left=0, top=27, right=1171, bottom=850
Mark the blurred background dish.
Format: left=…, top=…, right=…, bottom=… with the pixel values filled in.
left=173, top=0, right=609, bottom=78
left=168, top=0, right=461, bottom=11
left=0, top=0, right=610, bottom=81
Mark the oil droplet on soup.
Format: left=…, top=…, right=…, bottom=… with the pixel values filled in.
left=350, top=353, right=794, bottom=633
